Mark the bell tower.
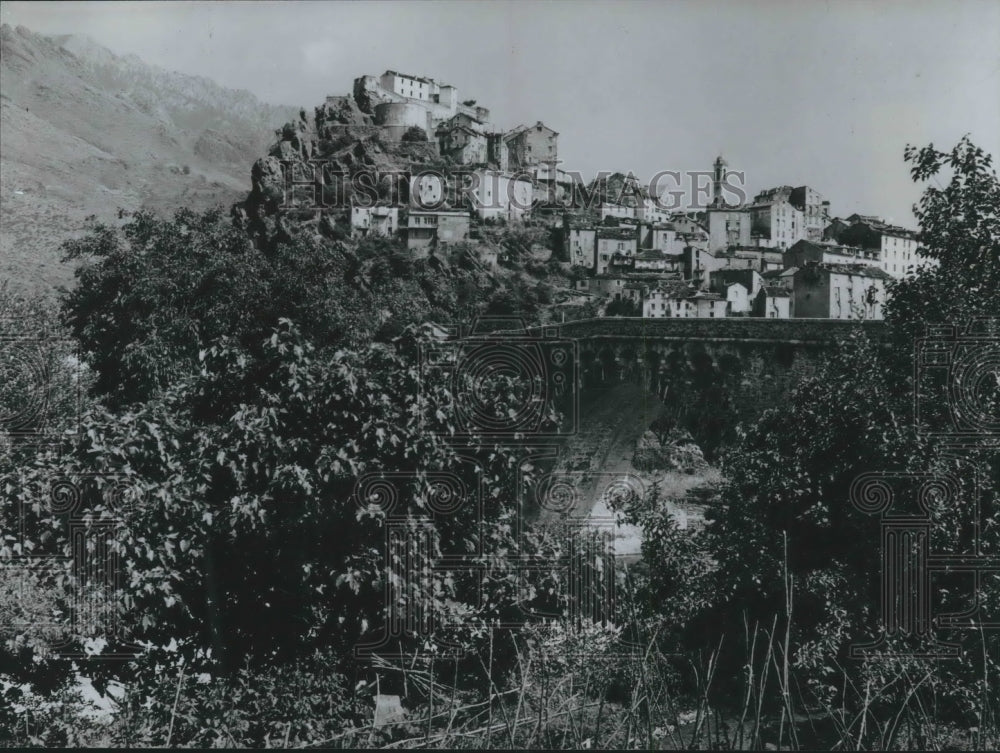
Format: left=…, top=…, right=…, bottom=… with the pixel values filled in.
left=712, top=155, right=727, bottom=208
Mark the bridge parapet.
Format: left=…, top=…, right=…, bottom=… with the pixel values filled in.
left=533, top=317, right=887, bottom=345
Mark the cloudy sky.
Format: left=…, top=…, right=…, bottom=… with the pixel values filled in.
left=4, top=0, right=999, bottom=224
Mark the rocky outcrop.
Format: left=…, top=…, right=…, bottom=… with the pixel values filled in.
left=352, top=74, right=399, bottom=115
left=315, top=95, right=371, bottom=135
left=249, top=156, right=284, bottom=208
left=633, top=428, right=709, bottom=475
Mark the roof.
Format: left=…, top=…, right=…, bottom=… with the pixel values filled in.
left=597, top=228, right=637, bottom=241
left=383, top=70, right=436, bottom=85
left=647, top=280, right=693, bottom=296
left=438, top=114, right=484, bottom=131
left=759, top=266, right=798, bottom=280
left=714, top=267, right=760, bottom=277
left=800, top=262, right=893, bottom=280
left=852, top=218, right=917, bottom=238
left=503, top=121, right=559, bottom=142
left=437, top=123, right=483, bottom=139
left=760, top=286, right=790, bottom=298
left=788, top=239, right=873, bottom=257
left=636, top=250, right=669, bottom=261
left=874, top=222, right=917, bottom=238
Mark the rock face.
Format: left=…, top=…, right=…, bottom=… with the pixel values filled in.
left=234, top=85, right=445, bottom=249
left=633, top=428, right=709, bottom=475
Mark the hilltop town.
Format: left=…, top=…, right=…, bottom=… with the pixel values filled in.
left=248, top=68, right=935, bottom=322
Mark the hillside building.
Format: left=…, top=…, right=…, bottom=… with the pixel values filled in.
left=709, top=268, right=765, bottom=300
left=568, top=226, right=598, bottom=269
left=595, top=227, right=640, bottom=274
left=839, top=220, right=923, bottom=279
left=468, top=169, right=533, bottom=222
left=784, top=239, right=881, bottom=269
left=791, top=263, right=891, bottom=320
left=355, top=70, right=492, bottom=140
left=788, top=186, right=831, bottom=241
left=351, top=205, right=400, bottom=238
left=644, top=287, right=727, bottom=319
left=753, top=286, right=792, bottom=318
left=504, top=121, right=559, bottom=170
left=749, top=186, right=804, bottom=250
left=406, top=210, right=470, bottom=253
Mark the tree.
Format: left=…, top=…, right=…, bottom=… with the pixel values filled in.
left=5, top=321, right=569, bottom=679
left=604, top=297, right=640, bottom=317
left=634, top=139, right=1000, bottom=730
left=401, top=125, right=427, bottom=143
left=60, top=207, right=498, bottom=408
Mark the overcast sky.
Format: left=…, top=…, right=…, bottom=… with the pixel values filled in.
left=4, top=0, right=999, bottom=225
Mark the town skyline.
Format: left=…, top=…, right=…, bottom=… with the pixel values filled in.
left=4, top=0, right=999, bottom=227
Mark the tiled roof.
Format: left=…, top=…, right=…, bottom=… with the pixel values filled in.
left=806, top=262, right=893, bottom=280
left=636, top=250, right=668, bottom=261
left=788, top=240, right=872, bottom=257
left=597, top=228, right=637, bottom=241
left=384, top=70, right=436, bottom=85
left=760, top=286, right=790, bottom=298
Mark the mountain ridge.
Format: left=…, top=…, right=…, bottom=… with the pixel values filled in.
left=0, top=23, right=299, bottom=292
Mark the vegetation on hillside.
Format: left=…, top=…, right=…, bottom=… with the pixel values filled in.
left=0, top=139, right=997, bottom=748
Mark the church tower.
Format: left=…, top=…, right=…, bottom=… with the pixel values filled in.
left=712, top=155, right=727, bottom=208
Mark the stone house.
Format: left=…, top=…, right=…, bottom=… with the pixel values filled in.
left=753, top=286, right=792, bottom=318
left=784, top=239, right=881, bottom=269
left=839, top=220, right=925, bottom=279
left=504, top=121, right=559, bottom=170
left=596, top=227, right=640, bottom=275
left=468, top=169, right=533, bottom=222
left=351, top=205, right=400, bottom=238
left=791, top=263, right=891, bottom=320
left=406, top=210, right=470, bottom=254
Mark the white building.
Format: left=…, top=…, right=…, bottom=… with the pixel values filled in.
left=351, top=206, right=400, bottom=237
left=568, top=227, right=597, bottom=269
left=643, top=287, right=727, bottom=319
left=840, top=220, right=928, bottom=279
left=724, top=282, right=751, bottom=315
left=469, top=169, right=533, bottom=222
left=749, top=186, right=805, bottom=250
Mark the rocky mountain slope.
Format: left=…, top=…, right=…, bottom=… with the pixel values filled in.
left=0, top=24, right=298, bottom=292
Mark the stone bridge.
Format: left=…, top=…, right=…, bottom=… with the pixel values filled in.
left=520, top=317, right=888, bottom=455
